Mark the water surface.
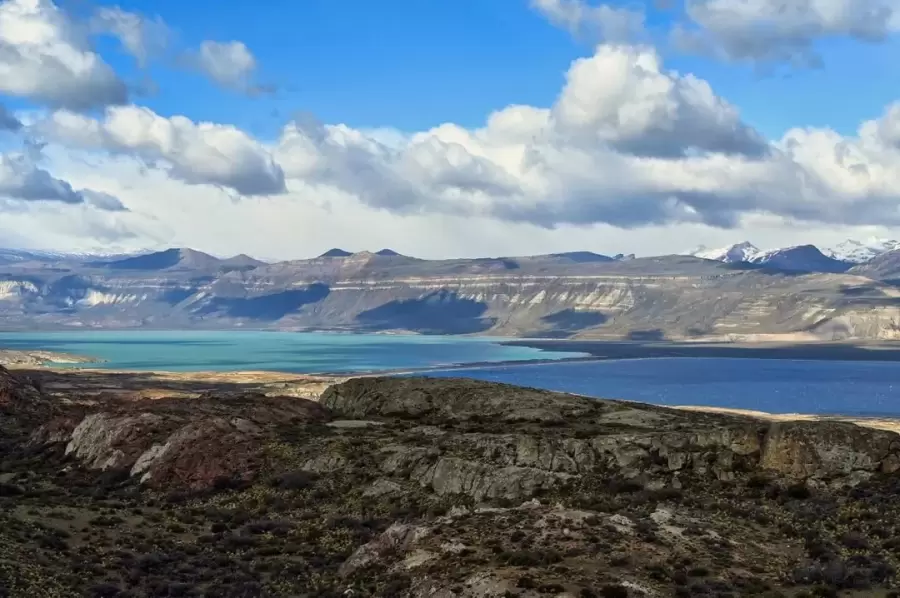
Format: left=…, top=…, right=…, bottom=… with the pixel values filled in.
left=424, top=358, right=900, bottom=417
left=0, top=330, right=586, bottom=373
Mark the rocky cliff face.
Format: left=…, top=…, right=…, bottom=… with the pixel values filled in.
left=5, top=367, right=900, bottom=595
left=2, top=250, right=900, bottom=340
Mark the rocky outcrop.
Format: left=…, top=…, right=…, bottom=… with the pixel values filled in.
left=17, top=373, right=900, bottom=497
left=30, top=388, right=329, bottom=490
left=760, top=421, right=900, bottom=478
left=322, top=377, right=900, bottom=490
left=319, top=376, right=596, bottom=423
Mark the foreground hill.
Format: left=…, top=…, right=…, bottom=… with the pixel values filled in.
left=3, top=366, right=900, bottom=596
left=1, top=248, right=900, bottom=340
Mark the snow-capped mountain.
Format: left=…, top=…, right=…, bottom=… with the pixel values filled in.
left=689, top=242, right=761, bottom=263
left=687, top=242, right=851, bottom=273
left=824, top=238, right=900, bottom=264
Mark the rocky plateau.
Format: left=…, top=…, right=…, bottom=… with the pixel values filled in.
left=3, top=365, right=900, bottom=596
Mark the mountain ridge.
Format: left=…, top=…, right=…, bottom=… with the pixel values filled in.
left=1, top=245, right=899, bottom=341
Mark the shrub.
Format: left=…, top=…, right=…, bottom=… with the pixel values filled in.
left=600, top=585, right=629, bottom=598
left=271, top=470, right=318, bottom=490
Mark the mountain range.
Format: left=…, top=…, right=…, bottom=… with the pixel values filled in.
left=688, top=237, right=900, bottom=271
left=2, top=239, right=900, bottom=341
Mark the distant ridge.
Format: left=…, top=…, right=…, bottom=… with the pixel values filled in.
left=0, top=245, right=897, bottom=340
left=105, top=248, right=221, bottom=271
left=375, top=249, right=401, bottom=257
left=319, top=248, right=353, bottom=258
left=549, top=251, right=614, bottom=263
left=220, top=254, right=267, bottom=271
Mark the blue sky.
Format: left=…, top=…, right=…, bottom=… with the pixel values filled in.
left=75, top=0, right=900, bottom=140
left=3, top=0, right=900, bottom=259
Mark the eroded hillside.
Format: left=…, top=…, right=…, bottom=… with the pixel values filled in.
left=1, top=250, right=899, bottom=340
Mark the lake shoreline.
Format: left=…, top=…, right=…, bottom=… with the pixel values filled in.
left=12, top=358, right=900, bottom=439
left=503, top=338, right=900, bottom=362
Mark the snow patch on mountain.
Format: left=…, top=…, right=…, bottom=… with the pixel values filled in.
left=824, top=238, right=900, bottom=264
left=688, top=242, right=760, bottom=263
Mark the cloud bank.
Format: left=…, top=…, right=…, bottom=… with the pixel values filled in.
left=0, top=0, right=900, bottom=257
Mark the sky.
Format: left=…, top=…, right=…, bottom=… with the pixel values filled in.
left=3, top=0, right=900, bottom=260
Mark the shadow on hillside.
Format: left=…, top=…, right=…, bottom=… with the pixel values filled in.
left=837, top=284, right=900, bottom=307
left=532, top=309, right=608, bottom=338
left=356, top=291, right=495, bottom=334
left=625, top=329, right=667, bottom=341
left=196, top=284, right=331, bottom=320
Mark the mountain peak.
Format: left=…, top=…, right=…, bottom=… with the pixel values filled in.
left=691, top=241, right=760, bottom=263
left=105, top=248, right=220, bottom=271
left=374, top=248, right=401, bottom=257
left=749, top=244, right=850, bottom=273
left=319, top=248, right=353, bottom=258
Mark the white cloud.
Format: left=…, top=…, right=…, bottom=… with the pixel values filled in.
left=187, top=40, right=257, bottom=88
left=11, top=27, right=900, bottom=258
left=272, top=44, right=780, bottom=229
left=0, top=0, right=127, bottom=109
left=90, top=6, right=170, bottom=66
left=263, top=43, right=900, bottom=233
left=531, top=0, right=645, bottom=41
left=551, top=44, right=768, bottom=158
left=14, top=145, right=900, bottom=259
left=38, top=105, right=286, bottom=196
left=676, top=0, right=900, bottom=65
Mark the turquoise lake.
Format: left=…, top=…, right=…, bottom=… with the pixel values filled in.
left=0, top=330, right=585, bottom=373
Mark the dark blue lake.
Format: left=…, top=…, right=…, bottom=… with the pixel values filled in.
left=418, top=358, right=900, bottom=417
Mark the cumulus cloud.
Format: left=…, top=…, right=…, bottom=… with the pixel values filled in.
left=551, top=45, right=768, bottom=158
left=184, top=40, right=257, bottom=88
left=0, top=0, right=127, bottom=109
left=39, top=105, right=286, bottom=196
left=90, top=6, right=170, bottom=66
left=272, top=44, right=783, bottom=228
left=531, top=0, right=645, bottom=41
left=0, top=149, right=124, bottom=210
left=0, top=103, right=21, bottom=130
left=270, top=43, right=900, bottom=231
left=675, top=0, right=900, bottom=66
left=21, top=34, right=900, bottom=243
left=275, top=117, right=519, bottom=214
